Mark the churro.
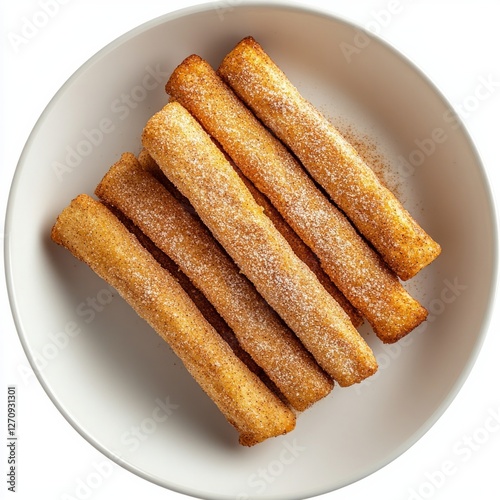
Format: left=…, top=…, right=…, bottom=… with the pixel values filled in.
left=95, top=152, right=333, bottom=411
left=104, top=202, right=277, bottom=393
left=218, top=36, right=441, bottom=281
left=51, top=194, right=295, bottom=446
left=138, top=148, right=362, bottom=327
left=165, top=55, right=427, bottom=343
left=142, top=101, right=378, bottom=385
left=234, top=165, right=363, bottom=327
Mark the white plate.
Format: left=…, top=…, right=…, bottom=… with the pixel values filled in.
left=5, top=2, right=496, bottom=499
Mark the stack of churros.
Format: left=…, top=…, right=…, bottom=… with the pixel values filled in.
left=218, top=36, right=441, bottom=281
left=51, top=36, right=440, bottom=445
left=165, top=54, right=430, bottom=344
left=51, top=194, right=295, bottom=446
left=95, top=152, right=333, bottom=412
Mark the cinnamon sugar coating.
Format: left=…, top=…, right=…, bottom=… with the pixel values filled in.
left=139, top=148, right=362, bottom=327
left=165, top=54, right=427, bottom=343
left=51, top=194, right=295, bottom=446
left=234, top=164, right=363, bottom=328
left=218, top=36, right=441, bottom=282
left=96, top=152, right=333, bottom=411
left=104, top=202, right=281, bottom=397
left=142, top=102, right=378, bottom=385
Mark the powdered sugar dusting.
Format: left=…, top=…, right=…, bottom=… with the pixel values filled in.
left=142, top=102, right=378, bottom=385
left=51, top=193, right=296, bottom=445
left=218, top=37, right=441, bottom=282
left=95, top=153, right=332, bottom=410
left=167, top=54, right=426, bottom=342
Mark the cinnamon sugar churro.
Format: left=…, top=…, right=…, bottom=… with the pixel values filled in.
left=95, top=152, right=333, bottom=411
left=139, top=148, right=362, bottom=327
left=51, top=194, right=295, bottom=446
left=165, top=55, right=427, bottom=343
left=142, top=101, right=378, bottom=386
left=218, top=36, right=441, bottom=281
left=104, top=202, right=277, bottom=393
left=234, top=165, right=363, bottom=328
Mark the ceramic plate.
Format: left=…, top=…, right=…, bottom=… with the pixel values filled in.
left=5, top=2, right=496, bottom=499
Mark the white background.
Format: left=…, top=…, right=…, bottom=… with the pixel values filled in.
left=1, top=1, right=499, bottom=499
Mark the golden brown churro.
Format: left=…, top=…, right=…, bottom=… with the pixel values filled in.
left=218, top=36, right=441, bottom=281
left=142, top=101, right=378, bottom=385
left=95, top=152, right=333, bottom=411
left=138, top=148, right=192, bottom=209
left=139, top=148, right=362, bottom=327
left=165, top=55, right=427, bottom=343
left=234, top=166, right=363, bottom=328
left=104, top=202, right=278, bottom=394
left=51, top=194, right=295, bottom=446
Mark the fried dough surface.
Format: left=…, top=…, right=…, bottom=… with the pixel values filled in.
left=142, top=102, right=378, bottom=385
left=139, top=148, right=362, bottom=327
left=218, top=36, right=441, bottom=281
left=96, top=153, right=333, bottom=411
left=51, top=194, right=295, bottom=446
left=104, top=202, right=280, bottom=395
left=234, top=164, right=363, bottom=328
left=166, top=54, right=427, bottom=343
